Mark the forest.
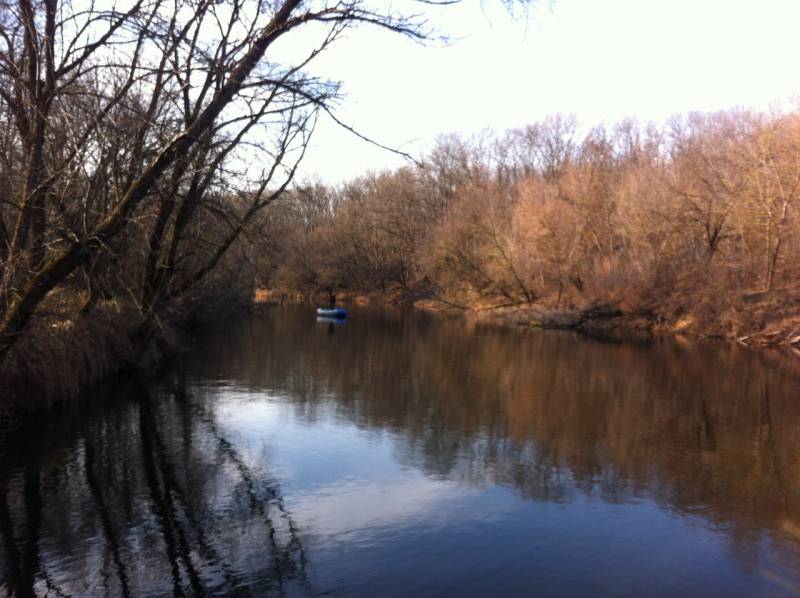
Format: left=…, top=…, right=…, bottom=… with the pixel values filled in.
left=260, top=111, right=800, bottom=341
left=0, top=0, right=799, bottom=407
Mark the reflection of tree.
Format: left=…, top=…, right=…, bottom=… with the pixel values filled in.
left=139, top=391, right=206, bottom=595
left=190, top=308, right=800, bottom=564
left=83, top=431, right=131, bottom=597
left=0, top=438, right=44, bottom=598
left=176, top=382, right=312, bottom=594
left=0, top=379, right=312, bottom=596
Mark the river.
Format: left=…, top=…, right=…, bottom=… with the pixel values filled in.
left=1, top=306, right=799, bottom=596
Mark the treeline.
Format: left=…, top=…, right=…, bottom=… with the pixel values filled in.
left=260, top=111, right=800, bottom=340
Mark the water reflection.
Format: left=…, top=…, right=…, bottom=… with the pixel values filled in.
left=1, top=307, right=800, bottom=596
left=195, top=309, right=800, bottom=525
left=0, top=380, right=312, bottom=596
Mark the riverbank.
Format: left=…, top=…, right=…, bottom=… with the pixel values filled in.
left=0, top=291, right=251, bottom=413
left=1, top=302, right=137, bottom=413
left=255, top=287, right=800, bottom=351
left=463, top=302, right=800, bottom=350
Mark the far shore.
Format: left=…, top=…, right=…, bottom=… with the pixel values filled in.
left=253, top=288, right=800, bottom=353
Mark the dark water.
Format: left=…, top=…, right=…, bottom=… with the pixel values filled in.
left=1, top=307, right=800, bottom=597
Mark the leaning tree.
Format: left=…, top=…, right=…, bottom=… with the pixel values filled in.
left=0, top=0, right=435, bottom=363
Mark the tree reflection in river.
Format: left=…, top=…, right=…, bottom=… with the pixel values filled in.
left=188, top=308, right=800, bottom=582
left=1, top=306, right=800, bottom=595
left=0, top=380, right=311, bottom=596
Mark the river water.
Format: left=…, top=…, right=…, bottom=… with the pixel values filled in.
left=1, top=306, right=799, bottom=596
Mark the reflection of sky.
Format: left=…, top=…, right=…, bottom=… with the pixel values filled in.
left=207, top=386, right=793, bottom=597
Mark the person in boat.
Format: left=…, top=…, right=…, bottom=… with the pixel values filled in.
left=328, top=289, right=336, bottom=308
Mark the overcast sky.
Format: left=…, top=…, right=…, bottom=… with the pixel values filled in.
left=286, top=0, right=800, bottom=182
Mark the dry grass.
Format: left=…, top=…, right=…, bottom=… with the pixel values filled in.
left=0, top=301, right=137, bottom=410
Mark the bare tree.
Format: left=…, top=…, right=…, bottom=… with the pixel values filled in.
left=0, top=0, right=430, bottom=364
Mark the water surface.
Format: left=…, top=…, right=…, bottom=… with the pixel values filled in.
left=1, top=307, right=800, bottom=596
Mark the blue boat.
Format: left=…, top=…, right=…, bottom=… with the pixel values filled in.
left=316, top=316, right=346, bottom=324
left=316, top=307, right=347, bottom=318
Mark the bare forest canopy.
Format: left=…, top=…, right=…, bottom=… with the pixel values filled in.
left=260, top=111, right=800, bottom=342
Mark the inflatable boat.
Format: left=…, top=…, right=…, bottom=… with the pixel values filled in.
left=316, top=307, right=347, bottom=318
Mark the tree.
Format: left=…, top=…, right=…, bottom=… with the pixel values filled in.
left=0, top=0, right=429, bottom=364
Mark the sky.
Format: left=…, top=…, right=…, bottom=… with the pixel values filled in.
left=281, top=0, right=800, bottom=183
